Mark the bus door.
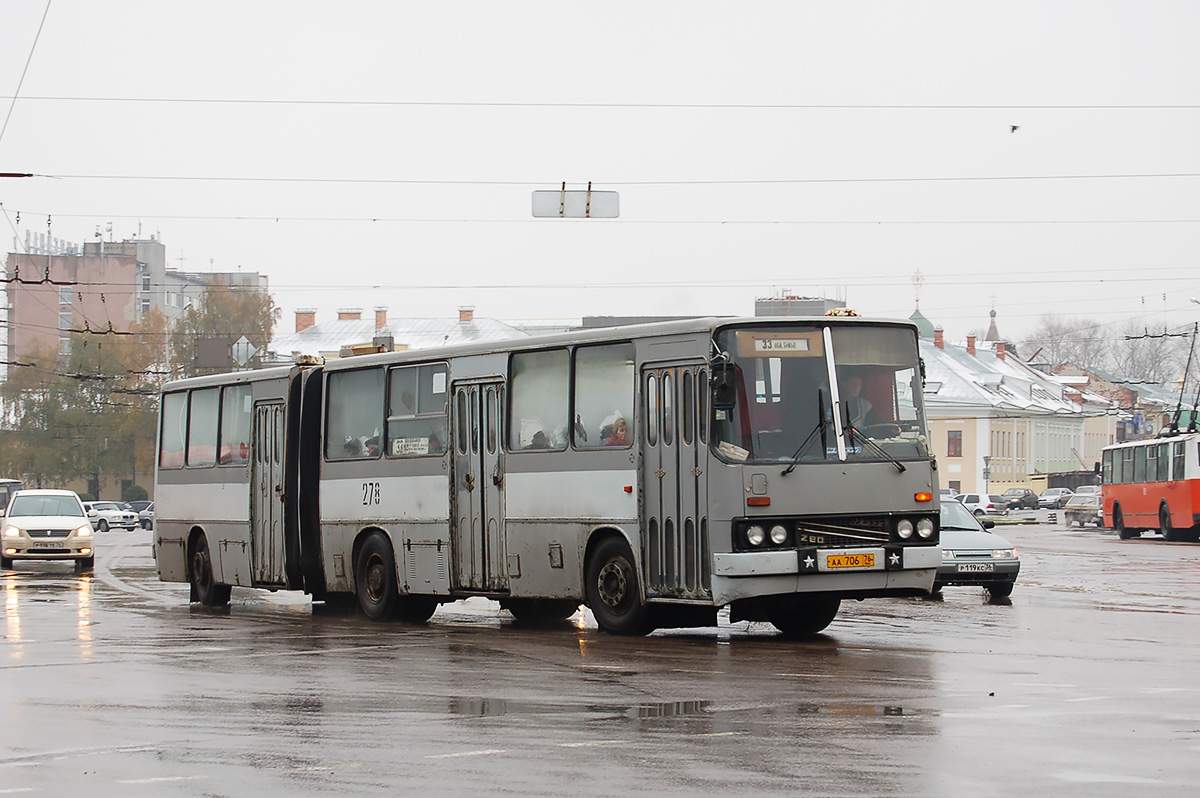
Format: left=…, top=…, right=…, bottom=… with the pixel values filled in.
left=450, top=381, right=507, bottom=592
left=641, top=365, right=712, bottom=600
left=250, top=401, right=287, bottom=585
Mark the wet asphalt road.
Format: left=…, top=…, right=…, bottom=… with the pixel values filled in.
left=2, top=514, right=1198, bottom=797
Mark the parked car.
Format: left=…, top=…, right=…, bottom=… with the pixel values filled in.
left=956, top=493, right=1009, bottom=517
left=1073, top=485, right=1101, bottom=496
left=1001, top=488, right=1039, bottom=510
left=1, top=489, right=95, bottom=570
left=1038, top=487, right=1075, bottom=509
left=126, top=500, right=152, bottom=514
left=138, top=502, right=155, bottom=530
left=939, top=488, right=959, bottom=502
left=1064, top=494, right=1104, bottom=527
left=934, top=498, right=1020, bottom=598
left=82, top=501, right=139, bottom=532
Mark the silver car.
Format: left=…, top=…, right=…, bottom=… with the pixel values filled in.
left=2, top=489, right=95, bottom=570
left=935, top=498, right=1020, bottom=598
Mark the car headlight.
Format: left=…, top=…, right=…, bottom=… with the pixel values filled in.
left=916, top=518, right=935, bottom=539
left=896, top=519, right=914, bottom=539
left=75, top=524, right=92, bottom=537
left=3, top=526, right=21, bottom=538
left=769, top=524, right=788, bottom=545
left=746, top=525, right=766, bottom=547
left=992, top=548, right=1016, bottom=559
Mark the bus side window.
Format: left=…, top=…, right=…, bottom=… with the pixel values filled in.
left=573, top=343, right=634, bottom=449
left=160, top=392, right=188, bottom=468
left=219, top=384, right=252, bottom=465
left=387, top=363, right=448, bottom=457
left=186, top=388, right=220, bottom=468
left=326, top=368, right=385, bottom=460
left=509, top=349, right=569, bottom=451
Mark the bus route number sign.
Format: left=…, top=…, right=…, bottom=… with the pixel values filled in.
left=754, top=337, right=810, bottom=353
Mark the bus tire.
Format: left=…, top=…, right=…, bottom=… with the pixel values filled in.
left=1159, top=505, right=1176, bottom=542
left=1114, top=506, right=1136, bottom=540
left=586, top=537, right=653, bottom=636
left=767, top=594, right=841, bottom=638
left=355, top=532, right=400, bottom=621
left=189, top=532, right=231, bottom=607
left=503, top=598, right=579, bottom=624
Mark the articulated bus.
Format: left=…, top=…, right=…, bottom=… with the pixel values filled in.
left=154, top=317, right=941, bottom=637
left=1101, top=432, right=1200, bottom=541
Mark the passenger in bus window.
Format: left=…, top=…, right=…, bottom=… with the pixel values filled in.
left=603, top=417, right=629, bottom=446
left=528, top=430, right=553, bottom=449
left=365, top=436, right=381, bottom=457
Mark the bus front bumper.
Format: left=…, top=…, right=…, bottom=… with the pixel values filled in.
left=710, top=545, right=940, bottom=604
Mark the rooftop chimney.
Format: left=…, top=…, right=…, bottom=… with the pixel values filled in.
left=996, top=341, right=1007, bottom=361
left=295, top=308, right=316, bottom=333
left=374, top=306, right=388, bottom=331
left=338, top=307, right=362, bottom=321
left=933, top=327, right=944, bottom=350
left=966, top=334, right=976, bottom=356
left=459, top=306, right=475, bottom=324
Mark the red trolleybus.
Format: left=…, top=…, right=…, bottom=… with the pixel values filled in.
left=1101, top=432, right=1200, bottom=541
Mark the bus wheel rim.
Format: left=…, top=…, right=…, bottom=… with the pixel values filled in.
left=597, top=560, right=628, bottom=607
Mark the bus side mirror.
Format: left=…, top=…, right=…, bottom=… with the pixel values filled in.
left=712, top=364, right=737, bottom=411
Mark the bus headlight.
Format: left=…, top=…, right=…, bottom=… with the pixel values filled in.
left=896, top=519, right=914, bottom=539
left=746, top=525, right=766, bottom=547
left=769, top=525, right=788, bottom=545
left=917, top=518, right=935, bottom=539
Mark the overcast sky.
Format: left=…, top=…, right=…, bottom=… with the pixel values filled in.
left=2, top=1, right=1197, bottom=346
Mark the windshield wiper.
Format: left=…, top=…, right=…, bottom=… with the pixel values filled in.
left=782, top=390, right=831, bottom=476
left=843, top=421, right=907, bottom=473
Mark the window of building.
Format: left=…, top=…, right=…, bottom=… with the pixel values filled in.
left=218, top=384, right=252, bottom=465
left=948, top=480, right=961, bottom=492
left=141, top=298, right=150, bottom=314
left=59, top=287, right=72, bottom=304
left=326, top=368, right=385, bottom=459
left=509, top=349, right=568, bottom=451
left=59, top=308, right=72, bottom=330
left=186, top=388, right=220, bottom=468
left=386, top=363, right=448, bottom=457
left=947, top=430, right=963, bottom=457
left=573, top=343, right=634, bottom=449
left=58, top=336, right=70, bottom=357
left=141, top=274, right=151, bottom=292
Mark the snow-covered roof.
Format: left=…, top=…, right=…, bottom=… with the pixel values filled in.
left=268, top=316, right=530, bottom=361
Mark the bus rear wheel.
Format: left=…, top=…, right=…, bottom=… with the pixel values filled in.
left=189, top=532, right=231, bottom=607
left=586, top=537, right=653, bottom=636
left=356, top=533, right=400, bottom=621
left=767, top=595, right=841, bottom=638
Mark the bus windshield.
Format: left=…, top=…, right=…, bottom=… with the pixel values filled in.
left=711, top=323, right=929, bottom=465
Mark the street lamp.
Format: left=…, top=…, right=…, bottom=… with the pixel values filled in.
left=982, top=455, right=991, bottom=494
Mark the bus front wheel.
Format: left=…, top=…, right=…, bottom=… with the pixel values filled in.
left=1160, top=505, right=1176, bottom=542
left=1114, top=507, right=1136, bottom=540
left=356, top=533, right=400, bottom=621
left=768, top=595, right=841, bottom=638
left=586, top=537, right=653, bottom=636
left=189, top=532, right=231, bottom=607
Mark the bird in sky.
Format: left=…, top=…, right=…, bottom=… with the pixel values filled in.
left=1010, top=125, right=1020, bottom=133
